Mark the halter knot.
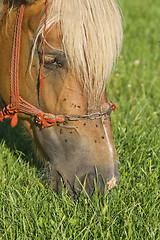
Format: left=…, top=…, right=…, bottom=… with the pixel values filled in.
left=112, top=103, right=117, bottom=112
left=36, top=113, right=65, bottom=128
left=0, top=104, right=18, bottom=128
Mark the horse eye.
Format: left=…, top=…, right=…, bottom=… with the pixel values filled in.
left=53, top=58, right=62, bottom=67
left=44, top=55, right=62, bottom=68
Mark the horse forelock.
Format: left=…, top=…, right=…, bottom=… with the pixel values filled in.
left=3, top=0, right=123, bottom=105
left=47, top=0, right=123, bottom=103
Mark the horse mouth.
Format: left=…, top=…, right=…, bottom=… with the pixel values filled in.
left=42, top=163, right=118, bottom=196
left=107, top=176, right=117, bottom=190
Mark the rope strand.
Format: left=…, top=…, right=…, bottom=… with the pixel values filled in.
left=10, top=4, right=25, bottom=108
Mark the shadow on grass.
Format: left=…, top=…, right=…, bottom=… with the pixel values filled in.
left=0, top=118, right=43, bottom=170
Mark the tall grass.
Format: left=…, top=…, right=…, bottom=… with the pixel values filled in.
left=0, top=0, right=160, bottom=239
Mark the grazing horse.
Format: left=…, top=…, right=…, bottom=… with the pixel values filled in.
left=0, top=0, right=123, bottom=195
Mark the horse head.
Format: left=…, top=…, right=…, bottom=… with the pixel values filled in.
left=0, top=0, right=123, bottom=195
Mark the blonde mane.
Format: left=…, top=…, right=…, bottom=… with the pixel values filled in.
left=34, top=0, right=123, bottom=104
left=1, top=0, right=123, bottom=105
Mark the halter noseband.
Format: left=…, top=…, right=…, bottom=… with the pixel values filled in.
left=0, top=3, right=116, bottom=129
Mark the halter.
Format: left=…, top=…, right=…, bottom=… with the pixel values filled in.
left=0, top=2, right=116, bottom=129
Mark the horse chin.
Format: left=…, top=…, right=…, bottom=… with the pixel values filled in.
left=34, top=125, right=120, bottom=196
left=48, top=165, right=120, bottom=196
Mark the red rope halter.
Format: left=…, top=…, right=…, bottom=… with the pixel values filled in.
left=0, top=1, right=116, bottom=128
left=0, top=2, right=65, bottom=128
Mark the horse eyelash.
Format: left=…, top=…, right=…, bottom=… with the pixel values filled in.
left=44, top=56, right=62, bottom=68
left=52, top=58, right=62, bottom=67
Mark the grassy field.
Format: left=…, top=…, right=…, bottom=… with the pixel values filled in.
left=0, top=0, right=160, bottom=239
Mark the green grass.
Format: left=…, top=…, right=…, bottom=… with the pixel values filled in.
left=0, top=0, right=160, bottom=239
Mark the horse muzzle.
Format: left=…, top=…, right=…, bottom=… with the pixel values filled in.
left=34, top=123, right=119, bottom=196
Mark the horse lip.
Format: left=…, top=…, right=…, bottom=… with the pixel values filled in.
left=107, top=176, right=117, bottom=190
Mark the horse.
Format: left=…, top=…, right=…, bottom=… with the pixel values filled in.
left=0, top=0, right=123, bottom=196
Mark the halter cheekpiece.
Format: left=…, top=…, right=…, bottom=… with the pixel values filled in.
left=0, top=2, right=116, bottom=129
